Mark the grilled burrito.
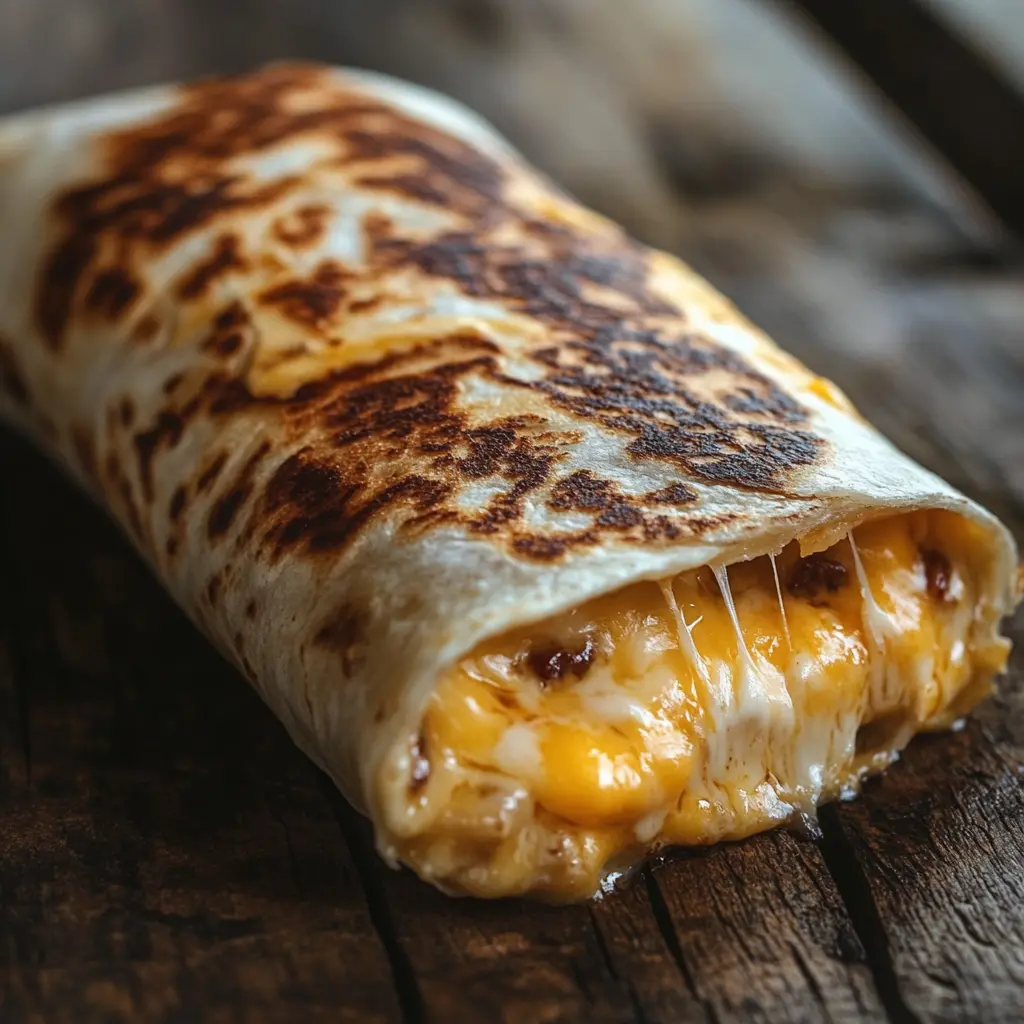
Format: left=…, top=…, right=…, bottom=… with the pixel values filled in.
left=0, top=64, right=1018, bottom=900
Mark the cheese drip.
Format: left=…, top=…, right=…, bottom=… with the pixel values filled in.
left=385, top=510, right=1008, bottom=899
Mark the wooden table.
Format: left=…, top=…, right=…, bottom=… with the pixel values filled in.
left=2, top=2, right=1023, bottom=1020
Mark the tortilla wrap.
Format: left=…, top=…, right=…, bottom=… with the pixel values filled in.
left=0, top=64, right=1017, bottom=899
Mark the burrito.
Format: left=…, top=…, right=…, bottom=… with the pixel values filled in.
left=0, top=64, right=1017, bottom=900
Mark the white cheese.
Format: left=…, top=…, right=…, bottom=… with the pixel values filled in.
left=493, top=723, right=542, bottom=779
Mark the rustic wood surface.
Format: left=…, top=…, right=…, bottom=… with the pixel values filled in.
left=1, top=1, right=1023, bottom=1021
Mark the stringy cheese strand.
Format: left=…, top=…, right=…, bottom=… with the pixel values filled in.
left=659, top=579, right=711, bottom=686
left=770, top=552, right=792, bottom=651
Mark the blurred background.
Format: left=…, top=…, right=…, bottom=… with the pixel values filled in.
left=0, top=0, right=1022, bottom=503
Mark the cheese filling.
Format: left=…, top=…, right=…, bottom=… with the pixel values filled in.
left=383, top=511, right=1009, bottom=899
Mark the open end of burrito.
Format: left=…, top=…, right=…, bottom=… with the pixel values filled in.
left=377, top=508, right=1009, bottom=899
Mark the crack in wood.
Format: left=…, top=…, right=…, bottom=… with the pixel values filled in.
left=642, top=867, right=718, bottom=1024
left=817, top=804, right=924, bottom=1024
left=586, top=903, right=654, bottom=1024
left=327, top=784, right=425, bottom=1024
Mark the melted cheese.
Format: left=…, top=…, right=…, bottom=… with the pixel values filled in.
left=390, top=510, right=1009, bottom=899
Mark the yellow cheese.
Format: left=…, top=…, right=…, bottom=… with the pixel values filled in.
left=395, top=510, right=1008, bottom=898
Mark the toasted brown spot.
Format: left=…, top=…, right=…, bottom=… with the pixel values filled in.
left=314, top=606, right=368, bottom=677
left=645, top=482, right=699, bottom=506
left=214, top=301, right=250, bottom=332
left=348, top=296, right=382, bottom=315
left=546, top=471, right=690, bottom=539
left=361, top=211, right=394, bottom=245
left=260, top=343, right=308, bottom=370
left=131, top=313, right=162, bottom=344
left=177, top=234, right=248, bottom=300
left=134, top=411, right=185, bottom=502
left=548, top=470, right=617, bottom=512
left=788, top=554, right=848, bottom=601
left=196, top=451, right=229, bottom=493
left=513, top=534, right=582, bottom=560
left=527, top=639, right=596, bottom=684
left=119, top=397, right=136, bottom=428
left=199, top=300, right=252, bottom=358
left=244, top=600, right=257, bottom=620
left=209, top=489, right=249, bottom=539
left=83, top=268, right=140, bottom=321
left=353, top=128, right=504, bottom=216
left=166, top=536, right=179, bottom=558
left=169, top=486, right=187, bottom=521
left=104, top=450, right=122, bottom=483
left=260, top=261, right=349, bottom=329
left=272, top=203, right=330, bottom=247
left=205, top=573, right=222, bottom=605
left=208, top=331, right=244, bottom=357
left=642, top=515, right=683, bottom=542
left=922, top=548, right=953, bottom=602
left=162, top=372, right=185, bottom=396
left=207, top=441, right=270, bottom=540
left=596, top=503, right=644, bottom=529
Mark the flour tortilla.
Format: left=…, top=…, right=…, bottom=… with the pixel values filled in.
left=0, top=63, right=1016, bottom=870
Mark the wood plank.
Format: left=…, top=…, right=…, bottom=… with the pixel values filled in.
left=781, top=0, right=1024, bottom=236
left=822, top=642, right=1024, bottom=1024
left=645, top=834, right=883, bottom=1023
left=0, top=430, right=403, bottom=1023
